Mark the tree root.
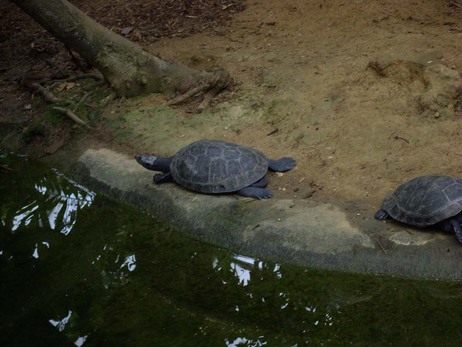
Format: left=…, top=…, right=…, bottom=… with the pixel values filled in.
left=52, top=107, right=91, bottom=129
left=28, top=82, right=89, bottom=128
left=30, top=83, right=64, bottom=104
left=167, top=69, right=231, bottom=112
left=24, top=73, right=107, bottom=129
left=48, top=73, right=104, bottom=91
left=73, top=91, right=95, bottom=112
left=166, top=81, right=210, bottom=106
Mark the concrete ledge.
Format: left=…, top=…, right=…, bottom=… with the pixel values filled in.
left=72, top=148, right=462, bottom=280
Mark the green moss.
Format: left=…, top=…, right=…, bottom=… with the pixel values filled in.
left=264, top=98, right=290, bottom=125
left=23, top=119, right=46, bottom=143
left=44, top=107, right=64, bottom=126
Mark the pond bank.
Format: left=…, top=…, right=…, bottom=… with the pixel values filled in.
left=72, top=148, right=462, bottom=280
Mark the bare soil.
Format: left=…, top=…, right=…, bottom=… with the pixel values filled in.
left=2, top=0, right=462, bottom=217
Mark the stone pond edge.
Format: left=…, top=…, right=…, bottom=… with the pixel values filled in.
left=70, top=148, right=462, bottom=281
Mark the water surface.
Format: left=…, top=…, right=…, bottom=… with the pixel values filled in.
left=1, top=154, right=462, bottom=346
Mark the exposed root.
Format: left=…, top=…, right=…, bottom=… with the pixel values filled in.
left=66, top=73, right=104, bottom=82
left=167, top=69, right=231, bottom=112
left=22, top=72, right=108, bottom=129
left=48, top=73, right=104, bottom=90
left=29, top=83, right=63, bottom=104
left=28, top=82, right=90, bottom=128
left=57, top=73, right=104, bottom=83
left=73, top=91, right=95, bottom=112
left=166, top=81, right=209, bottom=106
left=52, top=107, right=91, bottom=129
left=197, top=92, right=215, bottom=113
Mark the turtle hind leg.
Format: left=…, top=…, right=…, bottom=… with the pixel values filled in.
left=448, top=218, right=462, bottom=244
left=268, top=157, right=296, bottom=172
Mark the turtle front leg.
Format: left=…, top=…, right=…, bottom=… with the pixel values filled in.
left=154, top=172, right=173, bottom=184
left=237, top=176, right=271, bottom=199
left=238, top=187, right=272, bottom=199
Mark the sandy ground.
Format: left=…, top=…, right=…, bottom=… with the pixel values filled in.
left=126, top=0, right=462, bottom=213
left=2, top=0, right=462, bottom=219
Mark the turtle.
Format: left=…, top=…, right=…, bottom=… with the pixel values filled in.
left=135, top=139, right=296, bottom=199
left=374, top=175, right=462, bottom=243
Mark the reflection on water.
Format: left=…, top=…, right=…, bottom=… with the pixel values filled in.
left=49, top=309, right=88, bottom=347
left=10, top=169, right=95, bottom=236
left=225, top=336, right=267, bottom=347
left=2, top=154, right=462, bottom=346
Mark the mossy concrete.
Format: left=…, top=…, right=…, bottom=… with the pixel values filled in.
left=72, top=148, right=462, bottom=280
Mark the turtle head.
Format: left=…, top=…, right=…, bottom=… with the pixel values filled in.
left=135, top=154, right=160, bottom=170
left=135, top=154, right=173, bottom=172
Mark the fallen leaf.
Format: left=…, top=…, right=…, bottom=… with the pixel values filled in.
left=121, top=26, right=134, bottom=36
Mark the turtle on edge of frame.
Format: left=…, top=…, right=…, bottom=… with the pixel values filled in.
left=374, top=175, right=462, bottom=244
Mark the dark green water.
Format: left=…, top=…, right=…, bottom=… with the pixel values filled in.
left=1, top=154, right=462, bottom=346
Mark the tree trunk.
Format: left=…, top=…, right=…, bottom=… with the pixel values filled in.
left=10, top=0, right=229, bottom=98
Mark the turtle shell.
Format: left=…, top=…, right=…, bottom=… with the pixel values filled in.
left=170, top=140, right=268, bottom=194
left=381, top=175, right=462, bottom=226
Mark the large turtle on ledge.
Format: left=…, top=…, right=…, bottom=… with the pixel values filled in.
left=374, top=175, right=462, bottom=244
left=135, top=139, right=296, bottom=199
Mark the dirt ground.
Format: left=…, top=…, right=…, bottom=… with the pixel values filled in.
left=1, top=0, right=462, bottom=217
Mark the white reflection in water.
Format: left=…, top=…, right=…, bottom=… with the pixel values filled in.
left=217, top=253, right=342, bottom=330
left=12, top=202, right=39, bottom=232
left=32, top=248, right=38, bottom=259
left=225, top=336, right=267, bottom=347
left=37, top=173, right=95, bottom=235
left=74, top=336, right=88, bottom=347
left=228, top=254, right=282, bottom=287
left=233, top=254, right=255, bottom=266
left=32, top=241, right=50, bottom=259
left=230, top=262, right=251, bottom=286
left=303, top=306, right=335, bottom=328
left=9, top=171, right=95, bottom=236
left=120, top=254, right=137, bottom=272
left=305, top=306, right=317, bottom=313
left=101, top=253, right=137, bottom=289
left=49, top=309, right=73, bottom=332
left=325, top=313, right=334, bottom=326
left=273, top=263, right=282, bottom=279
left=212, top=256, right=220, bottom=270
left=229, top=254, right=256, bottom=286
left=278, top=291, right=290, bottom=310
left=49, top=310, right=89, bottom=346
